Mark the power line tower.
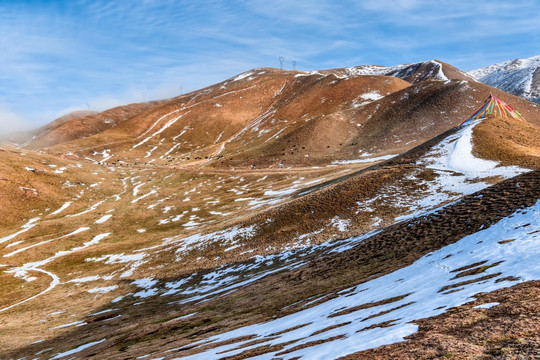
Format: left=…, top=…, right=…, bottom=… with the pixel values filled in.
left=279, top=56, right=284, bottom=69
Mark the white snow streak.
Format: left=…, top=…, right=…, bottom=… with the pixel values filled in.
left=49, top=202, right=72, bottom=216
left=50, top=339, right=106, bottom=359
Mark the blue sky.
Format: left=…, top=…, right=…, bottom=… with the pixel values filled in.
left=1, top=0, right=539, bottom=133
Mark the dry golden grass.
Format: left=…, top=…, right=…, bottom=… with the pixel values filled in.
left=2, top=111, right=536, bottom=355
left=0, top=146, right=118, bottom=230
left=0, top=271, right=50, bottom=308
left=5, top=170, right=535, bottom=359
left=473, top=116, right=540, bottom=169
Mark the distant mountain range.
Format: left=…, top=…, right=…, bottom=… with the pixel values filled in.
left=331, top=56, right=540, bottom=105
left=468, top=55, right=540, bottom=103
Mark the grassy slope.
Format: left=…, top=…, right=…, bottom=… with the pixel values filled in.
left=2, top=113, right=538, bottom=358
left=6, top=170, right=537, bottom=359
left=473, top=116, right=540, bottom=168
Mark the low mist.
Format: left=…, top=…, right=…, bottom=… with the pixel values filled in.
left=0, top=105, right=33, bottom=137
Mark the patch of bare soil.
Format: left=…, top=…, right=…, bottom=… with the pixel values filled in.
left=343, top=280, right=540, bottom=360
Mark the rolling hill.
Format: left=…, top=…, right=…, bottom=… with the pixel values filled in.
left=1, top=59, right=539, bottom=359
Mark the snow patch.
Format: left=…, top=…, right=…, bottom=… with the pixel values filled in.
left=88, top=285, right=118, bottom=294
left=474, top=302, right=499, bottom=309
left=133, top=278, right=158, bottom=298
left=50, top=339, right=106, bottom=359
left=332, top=154, right=396, bottom=165
left=49, top=202, right=72, bottom=216
left=0, top=217, right=40, bottom=244
left=95, top=214, right=113, bottom=224
left=331, top=217, right=350, bottom=232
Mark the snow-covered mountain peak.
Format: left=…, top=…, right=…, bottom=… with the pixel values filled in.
left=468, top=55, right=540, bottom=103
left=344, top=60, right=464, bottom=84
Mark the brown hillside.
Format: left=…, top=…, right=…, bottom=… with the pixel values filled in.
left=432, top=60, right=477, bottom=82
left=383, top=59, right=473, bottom=83
left=42, top=70, right=540, bottom=170
left=222, top=78, right=540, bottom=168
left=45, top=69, right=301, bottom=155
left=344, top=80, right=540, bottom=156
left=219, top=74, right=410, bottom=167
left=1, top=64, right=540, bottom=359
left=47, top=70, right=411, bottom=166
left=0, top=146, right=114, bottom=230
left=328, top=59, right=474, bottom=84
left=7, top=170, right=537, bottom=359
left=46, top=110, right=96, bottom=128
left=135, top=114, right=540, bottom=273
left=389, top=59, right=474, bottom=83
left=0, top=110, right=96, bottom=146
